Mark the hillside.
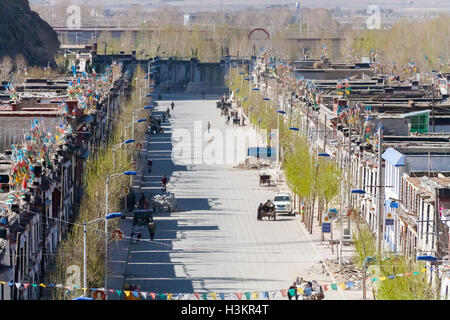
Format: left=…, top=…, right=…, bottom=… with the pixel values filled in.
left=0, top=0, right=60, bottom=66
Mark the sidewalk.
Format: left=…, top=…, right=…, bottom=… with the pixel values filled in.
left=106, top=123, right=151, bottom=300
left=276, top=174, right=374, bottom=300
left=233, top=100, right=373, bottom=300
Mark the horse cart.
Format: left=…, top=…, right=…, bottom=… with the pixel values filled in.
left=259, top=173, right=271, bottom=186
left=216, top=101, right=232, bottom=109
left=259, top=204, right=276, bottom=221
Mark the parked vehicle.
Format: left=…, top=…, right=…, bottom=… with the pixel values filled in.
left=273, top=192, right=293, bottom=215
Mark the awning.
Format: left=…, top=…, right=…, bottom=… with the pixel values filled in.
left=78, top=149, right=90, bottom=159
left=401, top=110, right=431, bottom=118
left=82, top=115, right=94, bottom=124
left=382, top=148, right=406, bottom=167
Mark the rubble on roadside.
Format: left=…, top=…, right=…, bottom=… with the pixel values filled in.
left=151, top=193, right=176, bottom=212
left=324, top=257, right=363, bottom=282
left=234, top=156, right=271, bottom=169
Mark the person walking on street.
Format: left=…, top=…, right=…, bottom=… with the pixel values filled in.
left=171, top=101, right=175, bottom=110
left=288, top=282, right=298, bottom=300
left=162, top=175, right=168, bottom=192
left=162, top=113, right=166, bottom=123
left=257, top=203, right=263, bottom=220
left=148, top=219, right=156, bottom=241
left=207, top=121, right=211, bottom=132
left=148, top=159, right=152, bottom=173
left=226, top=114, right=230, bottom=125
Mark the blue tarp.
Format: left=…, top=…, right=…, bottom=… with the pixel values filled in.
left=247, top=147, right=276, bottom=159
left=72, top=296, right=93, bottom=300
left=82, top=115, right=93, bottom=124
left=382, top=148, right=405, bottom=167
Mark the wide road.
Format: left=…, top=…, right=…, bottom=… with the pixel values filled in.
left=123, top=95, right=342, bottom=300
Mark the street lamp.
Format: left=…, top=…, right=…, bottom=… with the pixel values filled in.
left=104, top=171, right=136, bottom=294
left=112, top=139, right=135, bottom=167
left=276, top=109, right=286, bottom=182
left=289, top=126, right=300, bottom=140
left=124, top=117, right=147, bottom=141
left=112, top=139, right=135, bottom=150
left=84, top=212, right=123, bottom=297
left=262, top=97, right=270, bottom=112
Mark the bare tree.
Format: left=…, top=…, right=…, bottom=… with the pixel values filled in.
left=15, top=54, right=27, bottom=73
left=14, top=54, right=28, bottom=83
left=0, top=56, right=14, bottom=80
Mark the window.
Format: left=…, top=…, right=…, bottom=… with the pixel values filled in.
left=410, top=114, right=429, bottom=133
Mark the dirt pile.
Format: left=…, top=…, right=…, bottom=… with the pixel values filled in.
left=0, top=0, right=60, bottom=66
left=234, top=157, right=271, bottom=169
left=325, top=257, right=362, bottom=282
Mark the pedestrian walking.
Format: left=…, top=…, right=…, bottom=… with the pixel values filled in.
left=257, top=203, right=263, bottom=220
left=288, top=282, right=298, bottom=300
left=161, top=175, right=167, bottom=192
left=148, top=219, right=156, bottom=241
left=207, top=121, right=211, bottom=132
left=171, top=101, right=175, bottom=110
left=148, top=159, right=152, bottom=173
left=226, top=114, right=230, bottom=125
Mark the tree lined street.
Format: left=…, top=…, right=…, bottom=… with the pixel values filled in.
left=120, top=96, right=353, bottom=299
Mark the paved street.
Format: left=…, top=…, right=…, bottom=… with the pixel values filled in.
left=123, top=95, right=347, bottom=299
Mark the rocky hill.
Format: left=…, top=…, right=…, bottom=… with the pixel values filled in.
left=0, top=0, right=60, bottom=66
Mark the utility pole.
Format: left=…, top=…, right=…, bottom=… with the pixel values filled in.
left=432, top=80, right=436, bottom=133
left=376, top=125, right=384, bottom=259
left=83, top=221, right=87, bottom=297
left=13, top=232, right=21, bottom=300
left=105, top=175, right=109, bottom=296
left=347, top=123, right=352, bottom=232
left=323, top=113, right=327, bottom=152
left=132, top=110, right=135, bottom=141
left=306, top=102, right=310, bottom=140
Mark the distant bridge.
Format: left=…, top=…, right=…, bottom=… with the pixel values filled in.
left=54, top=26, right=349, bottom=58
left=53, top=26, right=348, bottom=43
